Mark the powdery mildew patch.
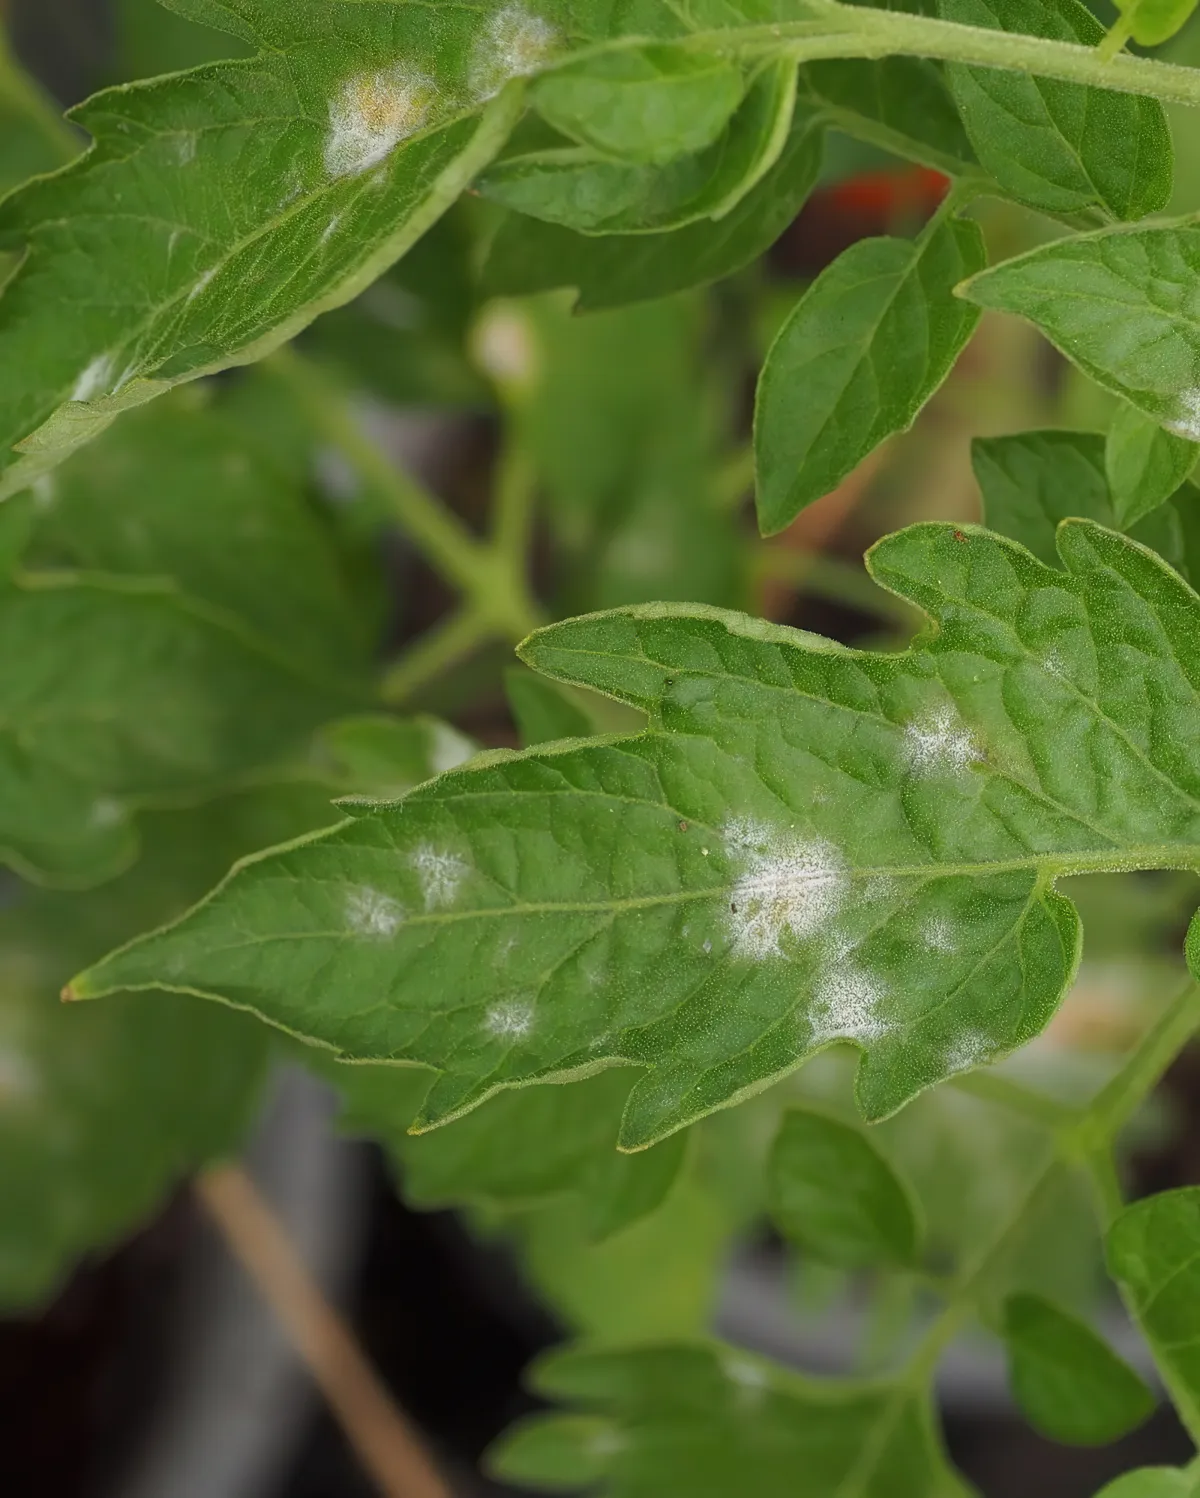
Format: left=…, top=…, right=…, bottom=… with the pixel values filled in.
left=807, top=965, right=887, bottom=1047
left=0, top=1046, right=40, bottom=1108
left=922, top=915, right=956, bottom=954
left=724, top=818, right=847, bottom=960
left=1166, top=387, right=1200, bottom=440
left=409, top=843, right=469, bottom=911
left=469, top=4, right=557, bottom=100
left=71, top=355, right=113, bottom=403
left=324, top=68, right=437, bottom=179
left=344, top=885, right=405, bottom=938
left=902, top=705, right=978, bottom=777
left=485, top=999, right=534, bottom=1038
left=942, top=1028, right=992, bottom=1076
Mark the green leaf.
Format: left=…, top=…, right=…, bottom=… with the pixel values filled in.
left=0, top=575, right=354, bottom=884
left=313, top=713, right=477, bottom=798
left=506, top=667, right=594, bottom=746
left=14, top=393, right=375, bottom=675
left=529, top=46, right=744, bottom=166
left=0, top=780, right=343, bottom=1306
left=959, top=226, right=1200, bottom=440
left=1112, top=0, right=1200, bottom=47
left=481, top=110, right=825, bottom=310
left=796, top=58, right=977, bottom=177
left=70, top=521, right=1200, bottom=1145
left=1001, top=1292, right=1155, bottom=1445
left=754, top=216, right=985, bottom=534
left=766, top=1106, right=920, bottom=1268
left=938, top=0, right=1173, bottom=219
left=1094, top=1472, right=1200, bottom=1498
left=0, top=0, right=539, bottom=497
left=1107, top=1186, right=1200, bottom=1442
left=480, top=61, right=795, bottom=235
left=490, top=1343, right=967, bottom=1496
left=972, top=429, right=1200, bottom=585
left=1106, top=402, right=1198, bottom=528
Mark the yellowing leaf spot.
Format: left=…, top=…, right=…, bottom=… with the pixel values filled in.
left=345, top=885, right=405, bottom=937
left=485, top=999, right=534, bottom=1038
left=724, top=817, right=846, bottom=960
left=902, top=706, right=978, bottom=776
left=469, top=4, right=557, bottom=101
left=410, top=843, right=469, bottom=911
left=324, top=68, right=437, bottom=180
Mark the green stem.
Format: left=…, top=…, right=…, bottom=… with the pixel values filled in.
left=0, top=24, right=79, bottom=165
left=380, top=608, right=491, bottom=705
left=491, top=428, right=538, bottom=571
left=948, top=1069, right=1080, bottom=1130
left=669, top=4, right=1200, bottom=108
left=266, top=347, right=542, bottom=645
left=1097, top=13, right=1135, bottom=63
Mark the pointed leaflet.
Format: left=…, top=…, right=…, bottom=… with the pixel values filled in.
left=0, top=0, right=579, bottom=498
left=939, top=0, right=1172, bottom=219
left=754, top=215, right=984, bottom=534
left=766, top=1106, right=920, bottom=1268
left=960, top=226, right=1200, bottom=441
left=481, top=110, right=825, bottom=310
left=71, top=521, right=1200, bottom=1145
left=972, top=429, right=1200, bottom=586
left=1000, top=1293, right=1154, bottom=1445
left=480, top=61, right=795, bottom=235
left=1106, top=403, right=1198, bottom=529
left=489, top=1343, right=967, bottom=1497
left=1107, top=1185, right=1200, bottom=1443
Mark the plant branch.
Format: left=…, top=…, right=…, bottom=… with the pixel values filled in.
left=380, top=606, right=491, bottom=705
left=197, top=1163, right=451, bottom=1498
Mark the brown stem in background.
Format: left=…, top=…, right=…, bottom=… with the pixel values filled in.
left=197, top=1164, right=452, bottom=1498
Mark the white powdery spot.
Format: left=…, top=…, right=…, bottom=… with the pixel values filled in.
left=174, top=132, right=196, bottom=165
left=1166, top=386, right=1200, bottom=441
left=428, top=721, right=474, bottom=774
left=943, top=1028, right=991, bottom=1076
left=88, top=797, right=123, bottom=829
left=724, top=818, right=846, bottom=961
left=345, top=885, right=405, bottom=938
left=469, top=4, right=557, bottom=99
left=409, top=843, right=469, bottom=911
left=187, top=268, right=217, bottom=304
left=0, top=1046, right=40, bottom=1108
left=324, top=68, right=437, bottom=180
left=71, top=355, right=113, bottom=403
left=321, top=213, right=343, bottom=245
left=922, top=915, right=956, bottom=954
left=808, top=965, right=887, bottom=1047
left=723, top=1355, right=769, bottom=1406
left=31, top=475, right=57, bottom=510
left=902, top=706, right=978, bottom=777
left=485, top=999, right=534, bottom=1038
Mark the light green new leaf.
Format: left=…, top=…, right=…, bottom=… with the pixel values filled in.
left=529, top=46, right=744, bottom=166
left=1094, top=1472, right=1200, bottom=1498
left=939, top=0, right=1172, bottom=219
left=972, top=430, right=1200, bottom=585
left=0, top=0, right=558, bottom=497
left=960, top=226, right=1200, bottom=440
left=507, top=667, right=595, bottom=746
left=489, top=1343, right=967, bottom=1497
left=766, top=1106, right=920, bottom=1268
left=796, top=58, right=977, bottom=177
left=754, top=216, right=984, bottom=534
left=1107, top=1186, right=1200, bottom=1442
left=481, top=111, right=825, bottom=310
left=1106, top=402, right=1198, bottom=529
left=1112, top=0, right=1200, bottom=47
left=1001, top=1293, right=1154, bottom=1445
left=0, top=781, right=344, bottom=1307
left=480, top=61, right=794, bottom=235
left=70, top=522, right=1200, bottom=1147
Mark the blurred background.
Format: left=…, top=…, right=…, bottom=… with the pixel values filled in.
left=3, top=1, right=1200, bottom=1494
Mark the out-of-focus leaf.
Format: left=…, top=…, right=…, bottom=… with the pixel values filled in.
left=506, top=668, right=594, bottom=746
left=1112, top=0, right=1200, bottom=48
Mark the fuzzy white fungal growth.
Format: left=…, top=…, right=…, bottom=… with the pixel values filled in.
left=410, top=843, right=469, bottom=911
left=174, top=132, right=197, bottom=165
left=808, top=965, right=887, bottom=1046
left=321, top=213, right=343, bottom=245
left=345, top=885, right=404, bottom=938
left=71, top=355, right=113, bottom=403
left=902, top=706, right=977, bottom=777
left=0, top=1046, right=40, bottom=1107
left=469, top=4, right=557, bottom=100
left=1166, top=387, right=1200, bottom=441
left=922, top=915, right=956, bottom=954
left=485, top=1000, right=534, bottom=1038
left=724, top=818, right=846, bottom=960
left=187, top=268, right=217, bottom=304
left=324, top=68, right=437, bottom=179
left=942, top=1029, right=991, bottom=1075
left=428, top=721, right=474, bottom=774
